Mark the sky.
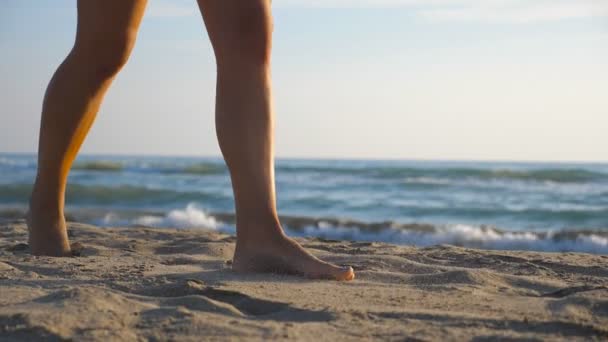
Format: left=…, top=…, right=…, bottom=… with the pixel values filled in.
left=1, top=0, right=607, bottom=162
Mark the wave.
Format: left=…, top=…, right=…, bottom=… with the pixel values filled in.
left=5, top=154, right=606, bottom=183
left=0, top=184, right=215, bottom=205
left=71, top=160, right=225, bottom=175
left=289, top=223, right=608, bottom=255
left=1, top=204, right=606, bottom=254
left=471, top=168, right=607, bottom=183
left=275, top=165, right=608, bottom=184
left=73, top=161, right=124, bottom=171
left=1, top=182, right=606, bottom=227
left=0, top=157, right=33, bottom=168
left=388, top=206, right=608, bottom=226
left=84, top=205, right=608, bottom=255
left=102, top=203, right=219, bottom=229
left=161, top=163, right=225, bottom=175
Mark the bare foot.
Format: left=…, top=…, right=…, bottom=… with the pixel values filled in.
left=232, top=233, right=355, bottom=281
left=26, top=199, right=71, bottom=257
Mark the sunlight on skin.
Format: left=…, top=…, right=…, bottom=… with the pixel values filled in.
left=27, top=0, right=354, bottom=281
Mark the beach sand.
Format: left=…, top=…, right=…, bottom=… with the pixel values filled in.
left=1, top=220, right=607, bottom=341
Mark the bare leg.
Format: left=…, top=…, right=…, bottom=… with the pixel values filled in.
left=197, top=0, right=354, bottom=280
left=28, top=0, right=147, bottom=256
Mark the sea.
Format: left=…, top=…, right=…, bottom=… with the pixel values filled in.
left=1, top=154, right=607, bottom=254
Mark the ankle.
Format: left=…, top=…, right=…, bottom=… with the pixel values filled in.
left=30, top=178, right=65, bottom=213
left=29, top=192, right=63, bottom=220
left=235, top=215, right=287, bottom=247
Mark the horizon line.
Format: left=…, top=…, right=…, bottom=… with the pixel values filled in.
left=2, top=151, right=607, bottom=165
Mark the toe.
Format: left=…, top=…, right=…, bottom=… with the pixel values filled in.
left=310, top=264, right=355, bottom=281
left=336, top=266, right=355, bottom=281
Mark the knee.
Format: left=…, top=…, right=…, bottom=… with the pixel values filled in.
left=72, top=30, right=137, bottom=79
left=214, top=3, right=273, bottom=69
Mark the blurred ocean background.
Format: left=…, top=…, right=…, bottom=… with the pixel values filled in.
left=1, top=153, right=607, bottom=254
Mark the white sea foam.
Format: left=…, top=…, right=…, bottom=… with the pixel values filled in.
left=0, top=157, right=30, bottom=167
left=101, top=204, right=608, bottom=254
left=134, top=204, right=218, bottom=229
left=403, top=177, right=452, bottom=185
left=100, top=204, right=218, bottom=229
left=288, top=222, right=608, bottom=254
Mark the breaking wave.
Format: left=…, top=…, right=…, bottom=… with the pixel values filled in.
left=1, top=204, right=606, bottom=254
left=89, top=205, right=608, bottom=255
left=290, top=222, right=608, bottom=255
left=102, top=203, right=219, bottom=229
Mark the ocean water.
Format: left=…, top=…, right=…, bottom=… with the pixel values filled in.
left=1, top=153, right=607, bottom=254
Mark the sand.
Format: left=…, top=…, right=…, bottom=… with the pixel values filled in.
left=1, top=220, right=607, bottom=341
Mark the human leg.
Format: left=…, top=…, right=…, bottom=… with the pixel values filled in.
left=197, top=0, right=354, bottom=280
left=28, top=0, right=147, bottom=256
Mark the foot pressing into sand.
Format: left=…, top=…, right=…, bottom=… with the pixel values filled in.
left=232, top=229, right=355, bottom=281
left=27, top=203, right=354, bottom=280
left=26, top=200, right=71, bottom=257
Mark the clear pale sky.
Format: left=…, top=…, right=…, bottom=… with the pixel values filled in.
left=1, top=0, right=607, bottom=161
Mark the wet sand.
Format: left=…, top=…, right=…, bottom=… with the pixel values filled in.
left=1, top=220, right=607, bottom=341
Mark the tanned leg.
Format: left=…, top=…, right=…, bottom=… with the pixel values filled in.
left=197, top=0, right=354, bottom=280
left=28, top=0, right=147, bottom=256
